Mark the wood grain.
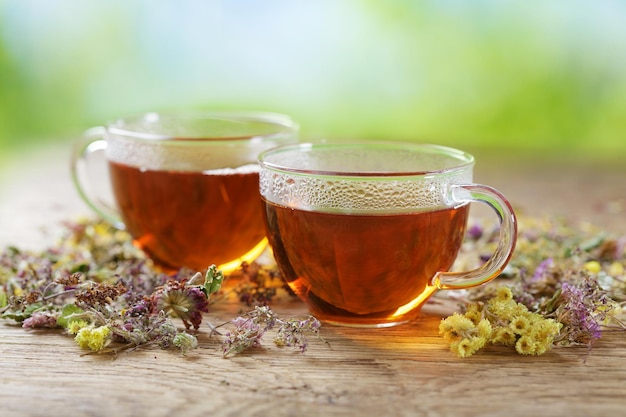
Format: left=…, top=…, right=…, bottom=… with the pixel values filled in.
left=2, top=297, right=626, bottom=417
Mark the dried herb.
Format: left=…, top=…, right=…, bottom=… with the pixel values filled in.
left=209, top=305, right=326, bottom=357
left=3, top=215, right=625, bottom=359
left=440, top=216, right=626, bottom=357
left=227, top=261, right=289, bottom=307
left=0, top=219, right=313, bottom=356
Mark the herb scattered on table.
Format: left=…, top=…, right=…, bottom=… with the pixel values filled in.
left=210, top=305, right=327, bottom=357
left=440, top=216, right=626, bottom=357
left=0, top=219, right=318, bottom=356
left=2, top=215, right=625, bottom=359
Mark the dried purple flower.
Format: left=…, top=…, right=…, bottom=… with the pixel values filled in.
left=274, top=316, right=322, bottom=353
left=554, top=277, right=617, bottom=347
left=467, top=224, right=484, bottom=241
left=532, top=258, right=554, bottom=281
left=22, top=312, right=58, bottom=329
left=123, top=298, right=151, bottom=317
left=222, top=316, right=266, bottom=356
left=217, top=306, right=325, bottom=357
left=150, top=280, right=209, bottom=330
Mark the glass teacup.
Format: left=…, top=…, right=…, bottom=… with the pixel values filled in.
left=72, top=111, right=298, bottom=272
left=258, top=142, right=517, bottom=327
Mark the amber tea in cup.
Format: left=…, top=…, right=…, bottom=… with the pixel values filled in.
left=258, top=142, right=517, bottom=327
left=72, top=111, right=298, bottom=271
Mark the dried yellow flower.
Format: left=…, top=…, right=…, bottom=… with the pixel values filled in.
left=476, top=319, right=492, bottom=339
left=509, top=315, right=531, bottom=335
left=515, top=335, right=538, bottom=355
left=608, top=262, right=624, bottom=277
left=67, top=320, right=90, bottom=335
left=494, top=286, right=513, bottom=303
left=464, top=310, right=483, bottom=326
left=439, top=314, right=491, bottom=357
left=441, top=284, right=564, bottom=357
left=439, top=312, right=476, bottom=343
left=583, top=261, right=602, bottom=274
left=450, top=338, right=475, bottom=358
left=491, top=327, right=516, bottom=347
left=75, top=325, right=111, bottom=351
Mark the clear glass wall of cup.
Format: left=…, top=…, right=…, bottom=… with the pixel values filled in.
left=72, top=111, right=298, bottom=272
left=259, top=142, right=517, bottom=327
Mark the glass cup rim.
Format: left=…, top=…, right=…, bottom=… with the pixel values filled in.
left=104, top=110, right=299, bottom=142
left=258, top=141, right=475, bottom=178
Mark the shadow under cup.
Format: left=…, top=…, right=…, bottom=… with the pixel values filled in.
left=258, top=143, right=517, bottom=327
left=72, top=111, right=298, bottom=272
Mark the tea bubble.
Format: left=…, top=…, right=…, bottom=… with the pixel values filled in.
left=106, top=136, right=270, bottom=172
left=260, top=160, right=473, bottom=214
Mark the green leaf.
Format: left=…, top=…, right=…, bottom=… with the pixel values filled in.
left=579, top=235, right=606, bottom=251
left=56, top=304, right=86, bottom=328
left=203, top=265, right=224, bottom=296
left=70, top=263, right=90, bottom=274
left=0, top=287, right=7, bottom=308
left=1, top=303, right=42, bottom=322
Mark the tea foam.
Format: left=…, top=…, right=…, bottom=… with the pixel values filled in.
left=260, top=170, right=472, bottom=214
left=202, top=164, right=260, bottom=176
left=106, top=135, right=271, bottom=172
left=259, top=145, right=474, bottom=214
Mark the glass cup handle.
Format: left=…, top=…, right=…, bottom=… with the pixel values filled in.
left=70, top=127, right=124, bottom=229
left=433, top=184, right=517, bottom=290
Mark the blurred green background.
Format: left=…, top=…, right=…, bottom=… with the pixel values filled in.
left=1, top=0, right=626, bottom=162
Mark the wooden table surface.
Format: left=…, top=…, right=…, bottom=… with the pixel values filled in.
left=1, top=143, right=626, bottom=417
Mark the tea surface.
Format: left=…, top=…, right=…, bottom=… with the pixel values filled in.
left=110, top=161, right=266, bottom=270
